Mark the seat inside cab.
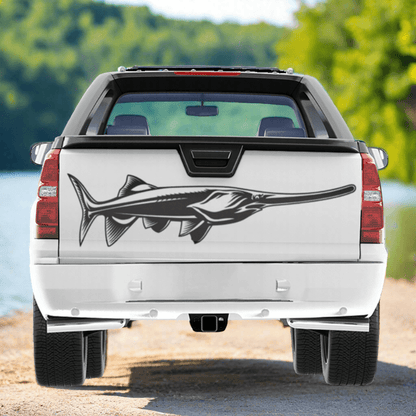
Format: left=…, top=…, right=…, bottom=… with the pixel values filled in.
left=106, top=115, right=150, bottom=135
left=257, top=117, right=306, bottom=137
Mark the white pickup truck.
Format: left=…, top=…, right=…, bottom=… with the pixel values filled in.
left=30, top=66, right=388, bottom=387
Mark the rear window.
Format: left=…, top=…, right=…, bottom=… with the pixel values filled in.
left=105, top=93, right=307, bottom=137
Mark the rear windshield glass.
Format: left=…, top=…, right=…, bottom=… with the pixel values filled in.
left=106, top=93, right=307, bottom=137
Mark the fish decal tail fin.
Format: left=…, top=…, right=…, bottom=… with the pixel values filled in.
left=68, top=174, right=100, bottom=246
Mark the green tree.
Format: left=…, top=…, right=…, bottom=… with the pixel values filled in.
left=0, top=0, right=283, bottom=170
left=276, top=0, right=416, bottom=183
left=0, top=0, right=91, bottom=170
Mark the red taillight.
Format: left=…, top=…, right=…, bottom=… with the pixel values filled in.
left=361, top=153, right=383, bottom=243
left=35, top=149, right=60, bottom=239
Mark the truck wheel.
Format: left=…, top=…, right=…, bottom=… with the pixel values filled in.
left=86, top=330, right=108, bottom=379
left=320, top=303, right=380, bottom=386
left=33, top=299, right=87, bottom=387
left=291, top=328, right=322, bottom=374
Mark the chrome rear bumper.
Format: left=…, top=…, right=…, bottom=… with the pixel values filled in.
left=46, top=315, right=370, bottom=333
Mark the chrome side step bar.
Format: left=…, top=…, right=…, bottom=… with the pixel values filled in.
left=47, top=318, right=127, bottom=333
left=287, top=317, right=369, bottom=332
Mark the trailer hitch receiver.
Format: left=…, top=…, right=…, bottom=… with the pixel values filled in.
left=189, top=314, right=229, bottom=332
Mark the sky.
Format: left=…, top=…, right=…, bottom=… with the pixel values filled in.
left=100, top=0, right=321, bottom=27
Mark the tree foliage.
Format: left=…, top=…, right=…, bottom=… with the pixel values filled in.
left=277, top=0, right=416, bottom=183
left=0, top=0, right=283, bottom=170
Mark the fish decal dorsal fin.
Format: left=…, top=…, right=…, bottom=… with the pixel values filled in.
left=118, top=175, right=156, bottom=198
left=142, top=217, right=171, bottom=233
left=105, top=216, right=137, bottom=246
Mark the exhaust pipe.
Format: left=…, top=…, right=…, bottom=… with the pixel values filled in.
left=189, top=314, right=228, bottom=333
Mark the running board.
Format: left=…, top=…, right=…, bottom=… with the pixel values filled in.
left=287, top=317, right=369, bottom=332
left=47, top=318, right=126, bottom=333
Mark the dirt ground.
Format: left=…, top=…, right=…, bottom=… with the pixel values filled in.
left=0, top=277, right=415, bottom=416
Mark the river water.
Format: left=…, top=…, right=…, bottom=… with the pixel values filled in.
left=0, top=171, right=415, bottom=316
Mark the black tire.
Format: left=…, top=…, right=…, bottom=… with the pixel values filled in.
left=291, top=328, right=323, bottom=375
left=320, top=303, right=380, bottom=386
left=33, top=298, right=87, bottom=387
left=86, top=330, right=108, bottom=379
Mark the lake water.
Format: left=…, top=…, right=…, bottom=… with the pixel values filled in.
left=0, top=171, right=40, bottom=316
left=0, top=171, right=415, bottom=316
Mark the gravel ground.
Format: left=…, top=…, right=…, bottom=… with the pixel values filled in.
left=0, top=277, right=415, bottom=415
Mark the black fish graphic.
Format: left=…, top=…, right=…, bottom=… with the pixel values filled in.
left=68, top=174, right=355, bottom=246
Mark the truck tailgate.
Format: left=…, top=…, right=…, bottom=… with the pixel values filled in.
left=59, top=148, right=362, bottom=263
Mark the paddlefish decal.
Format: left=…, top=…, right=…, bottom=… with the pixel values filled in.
left=68, top=174, right=356, bottom=246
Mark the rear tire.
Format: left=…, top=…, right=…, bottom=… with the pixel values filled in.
left=33, top=299, right=87, bottom=387
left=320, top=303, right=380, bottom=386
left=86, top=330, right=108, bottom=379
left=291, top=328, right=322, bottom=375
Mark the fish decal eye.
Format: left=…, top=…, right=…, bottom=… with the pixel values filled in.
left=252, top=194, right=263, bottom=201
left=68, top=174, right=356, bottom=246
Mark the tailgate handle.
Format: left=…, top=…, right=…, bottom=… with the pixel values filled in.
left=191, top=150, right=231, bottom=167
left=179, top=144, right=243, bottom=177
